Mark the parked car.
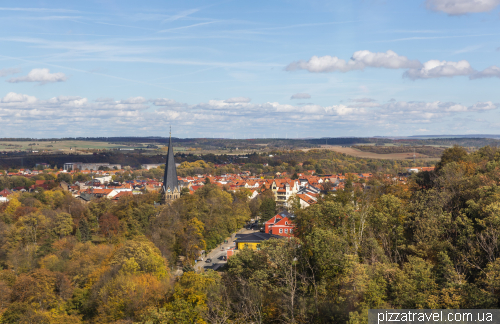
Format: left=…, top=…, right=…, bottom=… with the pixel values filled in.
left=205, top=258, right=212, bottom=263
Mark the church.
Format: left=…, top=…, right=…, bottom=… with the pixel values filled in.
left=161, top=134, right=180, bottom=204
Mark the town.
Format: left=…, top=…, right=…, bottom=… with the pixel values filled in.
left=0, top=139, right=436, bottom=270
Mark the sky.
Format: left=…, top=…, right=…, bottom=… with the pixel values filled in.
left=1, top=0, right=500, bottom=138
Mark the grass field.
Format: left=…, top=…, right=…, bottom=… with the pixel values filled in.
left=303, top=145, right=440, bottom=161
left=0, top=140, right=131, bottom=152
left=0, top=140, right=249, bottom=155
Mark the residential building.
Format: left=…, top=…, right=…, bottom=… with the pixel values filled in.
left=271, top=179, right=299, bottom=207
left=234, top=232, right=283, bottom=250
left=264, top=211, right=296, bottom=237
left=0, top=189, right=12, bottom=197
left=63, top=163, right=121, bottom=171
left=142, top=164, right=163, bottom=170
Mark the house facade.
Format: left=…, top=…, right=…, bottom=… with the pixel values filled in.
left=234, top=232, right=283, bottom=250
left=271, top=179, right=299, bottom=207
left=264, top=211, right=296, bottom=237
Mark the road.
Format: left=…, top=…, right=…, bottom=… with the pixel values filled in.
left=194, top=227, right=259, bottom=272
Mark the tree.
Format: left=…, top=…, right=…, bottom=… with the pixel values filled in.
left=259, top=197, right=276, bottom=222
left=436, top=145, right=468, bottom=171
left=99, top=213, right=120, bottom=238
left=54, top=212, right=73, bottom=239
left=77, top=218, right=91, bottom=242
left=183, top=217, right=206, bottom=261
left=17, top=212, right=48, bottom=245
left=181, top=187, right=190, bottom=196
left=5, top=196, right=21, bottom=215
left=57, top=173, right=72, bottom=184
left=109, top=237, right=169, bottom=279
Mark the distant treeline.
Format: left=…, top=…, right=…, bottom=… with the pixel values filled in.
left=354, top=145, right=446, bottom=157
left=0, top=153, right=168, bottom=169
left=393, top=137, right=500, bottom=147
left=305, top=137, right=388, bottom=145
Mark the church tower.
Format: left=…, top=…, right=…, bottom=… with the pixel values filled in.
left=161, top=131, right=180, bottom=204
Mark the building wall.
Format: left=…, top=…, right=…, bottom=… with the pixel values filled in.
left=270, top=225, right=295, bottom=237
left=142, top=164, right=163, bottom=170
left=63, top=163, right=121, bottom=171
left=299, top=199, right=310, bottom=208
left=236, top=242, right=261, bottom=250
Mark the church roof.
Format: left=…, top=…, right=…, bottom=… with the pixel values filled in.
left=163, top=135, right=178, bottom=191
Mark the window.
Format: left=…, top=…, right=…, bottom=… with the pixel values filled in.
left=279, top=229, right=283, bottom=233
left=289, top=229, right=293, bottom=234
left=256, top=244, right=261, bottom=250
left=285, top=229, right=288, bottom=233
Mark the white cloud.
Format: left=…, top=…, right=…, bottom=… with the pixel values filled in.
left=403, top=59, right=474, bottom=79
left=381, top=100, right=496, bottom=121
left=0, top=68, right=20, bottom=77
left=153, top=98, right=177, bottom=106
left=352, top=50, right=422, bottom=69
left=286, top=50, right=421, bottom=73
left=350, top=97, right=375, bottom=103
left=287, top=51, right=495, bottom=81
left=425, top=0, right=500, bottom=15
left=291, top=93, right=311, bottom=99
left=48, top=96, right=88, bottom=107
left=7, top=68, right=67, bottom=84
left=470, top=65, right=500, bottom=79
left=470, top=101, right=497, bottom=110
left=224, top=97, right=251, bottom=103
left=0, top=92, right=496, bottom=137
left=119, top=97, right=147, bottom=104
left=1, top=92, right=37, bottom=104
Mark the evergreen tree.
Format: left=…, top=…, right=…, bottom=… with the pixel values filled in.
left=78, top=218, right=91, bottom=242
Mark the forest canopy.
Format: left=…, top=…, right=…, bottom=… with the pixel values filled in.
left=0, top=145, right=500, bottom=323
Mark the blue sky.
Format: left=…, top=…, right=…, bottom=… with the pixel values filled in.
left=1, top=0, right=500, bottom=138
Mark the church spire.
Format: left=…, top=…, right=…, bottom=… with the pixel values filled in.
left=162, top=130, right=178, bottom=198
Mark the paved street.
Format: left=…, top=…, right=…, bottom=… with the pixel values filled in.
left=194, top=227, right=259, bottom=272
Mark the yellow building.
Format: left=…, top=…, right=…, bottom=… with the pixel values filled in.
left=234, top=233, right=283, bottom=250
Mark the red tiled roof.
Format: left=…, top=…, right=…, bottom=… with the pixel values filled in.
left=112, top=191, right=133, bottom=200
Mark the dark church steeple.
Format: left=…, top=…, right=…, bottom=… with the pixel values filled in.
left=161, top=129, right=180, bottom=203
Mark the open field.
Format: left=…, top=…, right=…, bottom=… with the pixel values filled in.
left=0, top=140, right=130, bottom=152
left=303, top=145, right=440, bottom=160
left=0, top=140, right=186, bottom=153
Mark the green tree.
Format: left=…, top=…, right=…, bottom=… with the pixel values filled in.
left=259, top=197, right=276, bottom=222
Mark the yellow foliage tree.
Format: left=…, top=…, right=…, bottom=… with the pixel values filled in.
left=109, top=237, right=169, bottom=279
left=4, top=196, right=21, bottom=215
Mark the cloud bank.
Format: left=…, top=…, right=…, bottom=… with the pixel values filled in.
left=425, top=0, right=500, bottom=15
left=286, top=50, right=421, bottom=73
left=470, top=66, right=500, bottom=79
left=7, top=68, right=67, bottom=84
left=291, top=93, right=311, bottom=99
left=0, top=68, right=21, bottom=77
left=287, top=50, right=500, bottom=80
left=0, top=92, right=496, bottom=137
left=404, top=60, right=474, bottom=79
